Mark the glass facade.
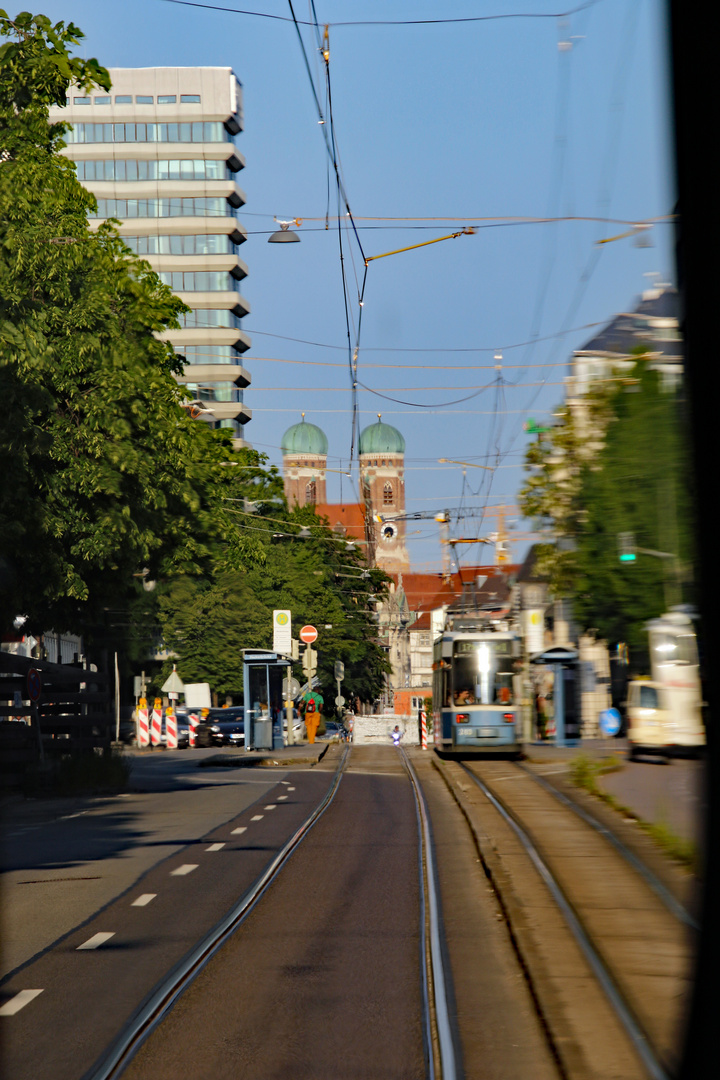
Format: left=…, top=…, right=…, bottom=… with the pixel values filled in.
left=65, top=121, right=231, bottom=144
left=179, top=309, right=245, bottom=329
left=185, top=382, right=242, bottom=403
left=76, top=159, right=232, bottom=182
left=90, top=197, right=236, bottom=219
left=123, top=234, right=238, bottom=256
left=158, top=271, right=238, bottom=292
left=175, top=345, right=245, bottom=365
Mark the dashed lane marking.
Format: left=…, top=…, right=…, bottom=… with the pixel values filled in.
left=206, top=843, right=225, bottom=852
left=231, top=827, right=247, bottom=835
left=251, top=815, right=263, bottom=822
left=264, top=805, right=277, bottom=811
left=131, top=894, right=157, bottom=907
left=287, top=787, right=295, bottom=791
left=170, top=865, right=198, bottom=876
left=277, top=795, right=288, bottom=800
left=77, top=932, right=115, bottom=950
left=0, top=990, right=44, bottom=1016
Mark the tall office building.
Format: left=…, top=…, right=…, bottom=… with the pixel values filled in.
left=50, top=68, right=251, bottom=446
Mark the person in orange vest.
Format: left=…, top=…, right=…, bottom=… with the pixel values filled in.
left=302, top=691, right=323, bottom=744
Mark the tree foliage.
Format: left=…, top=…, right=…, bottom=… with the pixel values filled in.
left=520, top=353, right=695, bottom=668
left=0, top=11, right=238, bottom=632
left=154, top=500, right=391, bottom=706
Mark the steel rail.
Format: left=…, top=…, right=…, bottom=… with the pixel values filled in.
left=517, top=762, right=699, bottom=930
left=400, top=746, right=459, bottom=1080
left=84, top=744, right=352, bottom=1080
left=460, top=762, right=670, bottom=1080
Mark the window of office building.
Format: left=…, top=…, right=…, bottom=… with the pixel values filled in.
left=158, top=270, right=238, bottom=292
left=175, top=345, right=246, bottom=365
left=181, top=95, right=201, bottom=103
left=75, top=159, right=232, bottom=182
left=123, top=234, right=237, bottom=256
left=90, top=196, right=236, bottom=219
left=184, top=382, right=241, bottom=403
left=179, top=308, right=244, bottom=330
left=64, top=121, right=232, bottom=144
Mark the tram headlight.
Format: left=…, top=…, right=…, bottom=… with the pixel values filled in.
left=503, top=713, right=515, bottom=722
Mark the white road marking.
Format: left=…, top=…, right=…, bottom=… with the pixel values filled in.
left=206, top=843, right=225, bottom=852
left=264, top=805, right=277, bottom=811
left=231, top=827, right=247, bottom=835
left=170, top=864, right=198, bottom=876
left=0, top=990, right=44, bottom=1016
left=287, top=787, right=295, bottom=791
left=131, top=894, right=156, bottom=907
left=251, top=815, right=263, bottom=822
left=277, top=795, right=288, bottom=800
left=77, top=932, right=115, bottom=950
left=281, top=781, right=290, bottom=786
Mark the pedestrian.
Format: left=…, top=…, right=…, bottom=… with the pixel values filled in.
left=391, top=724, right=403, bottom=746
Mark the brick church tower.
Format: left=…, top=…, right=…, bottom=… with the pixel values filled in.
left=359, top=415, right=409, bottom=573
left=281, top=415, right=328, bottom=508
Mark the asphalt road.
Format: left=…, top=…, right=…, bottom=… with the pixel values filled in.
left=1, top=746, right=562, bottom=1080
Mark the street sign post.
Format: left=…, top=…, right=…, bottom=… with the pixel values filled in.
left=300, top=625, right=318, bottom=644
left=302, top=647, right=318, bottom=676
left=273, top=610, right=292, bottom=654
left=335, top=695, right=345, bottom=708
left=334, top=660, right=344, bottom=681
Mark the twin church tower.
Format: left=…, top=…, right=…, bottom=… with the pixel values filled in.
left=280, top=414, right=410, bottom=573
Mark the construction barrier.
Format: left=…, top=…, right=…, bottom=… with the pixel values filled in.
left=420, top=710, right=428, bottom=750
left=188, top=712, right=199, bottom=748
left=165, top=708, right=177, bottom=750
left=137, top=707, right=149, bottom=748
left=150, top=707, right=162, bottom=746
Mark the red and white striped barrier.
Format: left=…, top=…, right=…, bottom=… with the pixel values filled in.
left=137, top=708, right=149, bottom=748
left=420, top=710, right=428, bottom=750
left=188, top=713, right=199, bottom=748
left=150, top=707, right=162, bottom=746
left=165, top=709, right=178, bottom=750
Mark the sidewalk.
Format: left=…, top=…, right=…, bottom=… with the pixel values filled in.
left=523, top=737, right=706, bottom=845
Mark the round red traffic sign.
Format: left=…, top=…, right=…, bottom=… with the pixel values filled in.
left=299, top=625, right=318, bottom=644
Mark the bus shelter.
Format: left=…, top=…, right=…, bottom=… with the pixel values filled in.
left=530, top=645, right=580, bottom=747
left=242, top=650, right=291, bottom=751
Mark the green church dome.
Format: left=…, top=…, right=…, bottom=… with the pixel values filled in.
left=281, top=415, right=328, bottom=456
left=359, top=415, right=405, bottom=455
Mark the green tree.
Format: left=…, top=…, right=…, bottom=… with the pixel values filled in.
left=154, top=500, right=390, bottom=705
left=520, top=352, right=694, bottom=668
left=0, top=12, right=237, bottom=633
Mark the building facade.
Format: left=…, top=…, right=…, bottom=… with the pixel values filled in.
left=358, top=416, right=409, bottom=573
left=50, top=67, right=251, bottom=446
left=281, top=416, right=328, bottom=507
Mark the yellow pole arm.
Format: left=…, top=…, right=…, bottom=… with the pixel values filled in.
left=365, top=227, right=476, bottom=265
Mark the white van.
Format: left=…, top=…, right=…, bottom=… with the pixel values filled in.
left=626, top=678, right=705, bottom=760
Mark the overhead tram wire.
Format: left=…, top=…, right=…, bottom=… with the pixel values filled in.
left=501, top=0, right=646, bottom=462
left=286, top=2, right=368, bottom=462
left=157, top=0, right=605, bottom=27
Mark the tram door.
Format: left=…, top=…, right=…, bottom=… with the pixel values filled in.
left=562, top=665, right=581, bottom=742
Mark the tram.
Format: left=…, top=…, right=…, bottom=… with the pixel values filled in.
left=432, top=607, right=522, bottom=756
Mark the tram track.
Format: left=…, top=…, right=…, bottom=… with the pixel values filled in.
left=433, top=753, right=696, bottom=1080
left=23, top=744, right=461, bottom=1080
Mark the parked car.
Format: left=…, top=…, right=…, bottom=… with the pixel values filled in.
left=206, top=707, right=245, bottom=748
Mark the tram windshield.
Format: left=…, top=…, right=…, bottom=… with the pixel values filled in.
left=452, top=639, right=516, bottom=706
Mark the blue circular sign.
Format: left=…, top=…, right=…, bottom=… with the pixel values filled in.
left=599, top=708, right=621, bottom=736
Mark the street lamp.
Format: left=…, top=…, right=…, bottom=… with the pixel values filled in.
left=268, top=218, right=302, bottom=243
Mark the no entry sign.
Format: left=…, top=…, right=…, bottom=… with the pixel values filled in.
left=299, top=625, right=318, bottom=644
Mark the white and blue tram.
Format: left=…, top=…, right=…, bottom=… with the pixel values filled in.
left=432, top=616, right=522, bottom=756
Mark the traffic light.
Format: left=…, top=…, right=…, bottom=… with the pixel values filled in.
left=618, top=532, right=636, bottom=562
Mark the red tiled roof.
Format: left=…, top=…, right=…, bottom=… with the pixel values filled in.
left=313, top=503, right=367, bottom=538
left=388, top=566, right=519, bottom=612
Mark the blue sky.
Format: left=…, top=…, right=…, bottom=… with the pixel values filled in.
left=35, top=0, right=675, bottom=571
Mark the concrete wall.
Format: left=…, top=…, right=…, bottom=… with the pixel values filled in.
left=352, top=713, right=419, bottom=746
